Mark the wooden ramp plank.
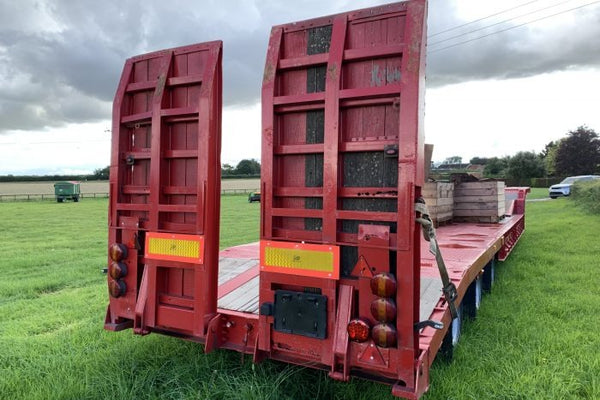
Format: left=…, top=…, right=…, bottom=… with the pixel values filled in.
left=420, top=275, right=442, bottom=322
left=218, top=257, right=257, bottom=286
left=218, top=276, right=260, bottom=314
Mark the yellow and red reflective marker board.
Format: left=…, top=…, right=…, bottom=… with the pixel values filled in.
left=145, top=232, right=205, bottom=264
left=260, top=240, right=340, bottom=279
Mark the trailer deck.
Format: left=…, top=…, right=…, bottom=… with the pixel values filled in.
left=216, top=212, right=525, bottom=354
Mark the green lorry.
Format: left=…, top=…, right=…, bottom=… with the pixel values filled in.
left=54, top=181, right=81, bottom=203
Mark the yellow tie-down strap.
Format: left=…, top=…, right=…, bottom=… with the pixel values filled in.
left=260, top=240, right=340, bottom=279
left=145, top=232, right=204, bottom=264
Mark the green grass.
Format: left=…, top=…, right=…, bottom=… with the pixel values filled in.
left=219, top=194, right=260, bottom=249
left=1, top=195, right=599, bottom=399
left=525, top=187, right=548, bottom=200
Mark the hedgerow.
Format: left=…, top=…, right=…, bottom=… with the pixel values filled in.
left=571, top=181, right=600, bottom=214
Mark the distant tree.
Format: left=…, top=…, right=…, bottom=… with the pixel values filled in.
left=93, top=166, right=110, bottom=180
left=469, top=157, right=490, bottom=165
left=235, top=159, right=261, bottom=175
left=444, top=156, right=462, bottom=165
left=506, top=151, right=545, bottom=179
left=221, top=163, right=235, bottom=176
left=554, top=126, right=600, bottom=176
left=541, top=140, right=560, bottom=176
left=540, top=141, right=556, bottom=159
left=483, top=157, right=509, bottom=177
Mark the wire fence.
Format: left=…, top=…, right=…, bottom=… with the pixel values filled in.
left=221, top=188, right=258, bottom=196
left=0, top=188, right=259, bottom=202
left=0, top=193, right=108, bottom=202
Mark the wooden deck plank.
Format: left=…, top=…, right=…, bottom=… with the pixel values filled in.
left=218, top=257, right=257, bottom=286
left=217, top=276, right=260, bottom=314
left=420, top=275, right=442, bottom=322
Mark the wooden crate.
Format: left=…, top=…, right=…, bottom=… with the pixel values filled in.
left=423, top=182, right=454, bottom=226
left=453, top=181, right=505, bottom=223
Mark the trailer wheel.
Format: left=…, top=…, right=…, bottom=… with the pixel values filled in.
left=440, top=302, right=463, bottom=362
left=463, top=276, right=482, bottom=320
left=73, top=196, right=79, bottom=202
left=57, top=198, right=63, bottom=203
left=482, top=259, right=495, bottom=293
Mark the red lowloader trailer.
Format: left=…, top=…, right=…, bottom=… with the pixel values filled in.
left=104, top=2, right=528, bottom=398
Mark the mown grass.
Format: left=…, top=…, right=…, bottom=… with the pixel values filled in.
left=524, top=187, right=548, bottom=200
left=219, top=194, right=260, bottom=249
left=0, top=195, right=599, bottom=399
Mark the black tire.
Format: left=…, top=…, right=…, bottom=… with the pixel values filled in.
left=73, top=196, right=79, bottom=202
left=464, top=276, right=482, bottom=319
left=550, top=196, right=557, bottom=199
left=482, top=259, right=495, bottom=293
left=439, top=302, right=463, bottom=362
left=57, top=198, right=63, bottom=203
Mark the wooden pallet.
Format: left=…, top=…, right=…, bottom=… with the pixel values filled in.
left=423, top=182, right=454, bottom=226
left=453, top=181, right=505, bottom=223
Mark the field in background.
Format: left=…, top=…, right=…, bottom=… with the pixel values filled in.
left=0, top=180, right=109, bottom=195
left=0, top=179, right=260, bottom=197
left=1, top=180, right=546, bottom=198
left=524, top=187, right=548, bottom=200
left=0, top=196, right=598, bottom=399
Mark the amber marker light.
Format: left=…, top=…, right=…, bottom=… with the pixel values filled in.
left=370, top=298, right=397, bottom=323
left=347, top=319, right=371, bottom=342
left=370, top=272, right=397, bottom=298
left=108, top=278, right=126, bottom=298
left=108, top=261, right=128, bottom=280
left=372, top=323, right=397, bottom=348
left=109, top=243, right=128, bottom=262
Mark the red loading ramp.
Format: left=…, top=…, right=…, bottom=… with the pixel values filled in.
left=259, top=2, right=428, bottom=389
left=105, top=41, right=223, bottom=338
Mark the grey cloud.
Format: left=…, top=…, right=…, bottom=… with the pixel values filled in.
left=426, top=1, right=600, bottom=86
left=0, top=0, right=385, bottom=134
left=0, top=0, right=599, bottom=134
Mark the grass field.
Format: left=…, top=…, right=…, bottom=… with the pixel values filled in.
left=525, top=187, right=548, bottom=200
left=0, top=181, right=110, bottom=196
left=0, top=179, right=260, bottom=196
left=0, top=195, right=598, bottom=399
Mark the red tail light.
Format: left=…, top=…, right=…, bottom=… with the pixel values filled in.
left=108, top=278, right=126, bottom=298
left=372, top=323, right=397, bottom=348
left=370, top=298, right=397, bottom=323
left=108, top=261, right=128, bottom=280
left=347, top=319, right=370, bottom=342
left=109, top=243, right=128, bottom=262
left=370, top=273, right=397, bottom=298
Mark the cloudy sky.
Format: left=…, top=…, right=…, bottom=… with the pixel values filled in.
left=1, top=0, right=599, bottom=175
